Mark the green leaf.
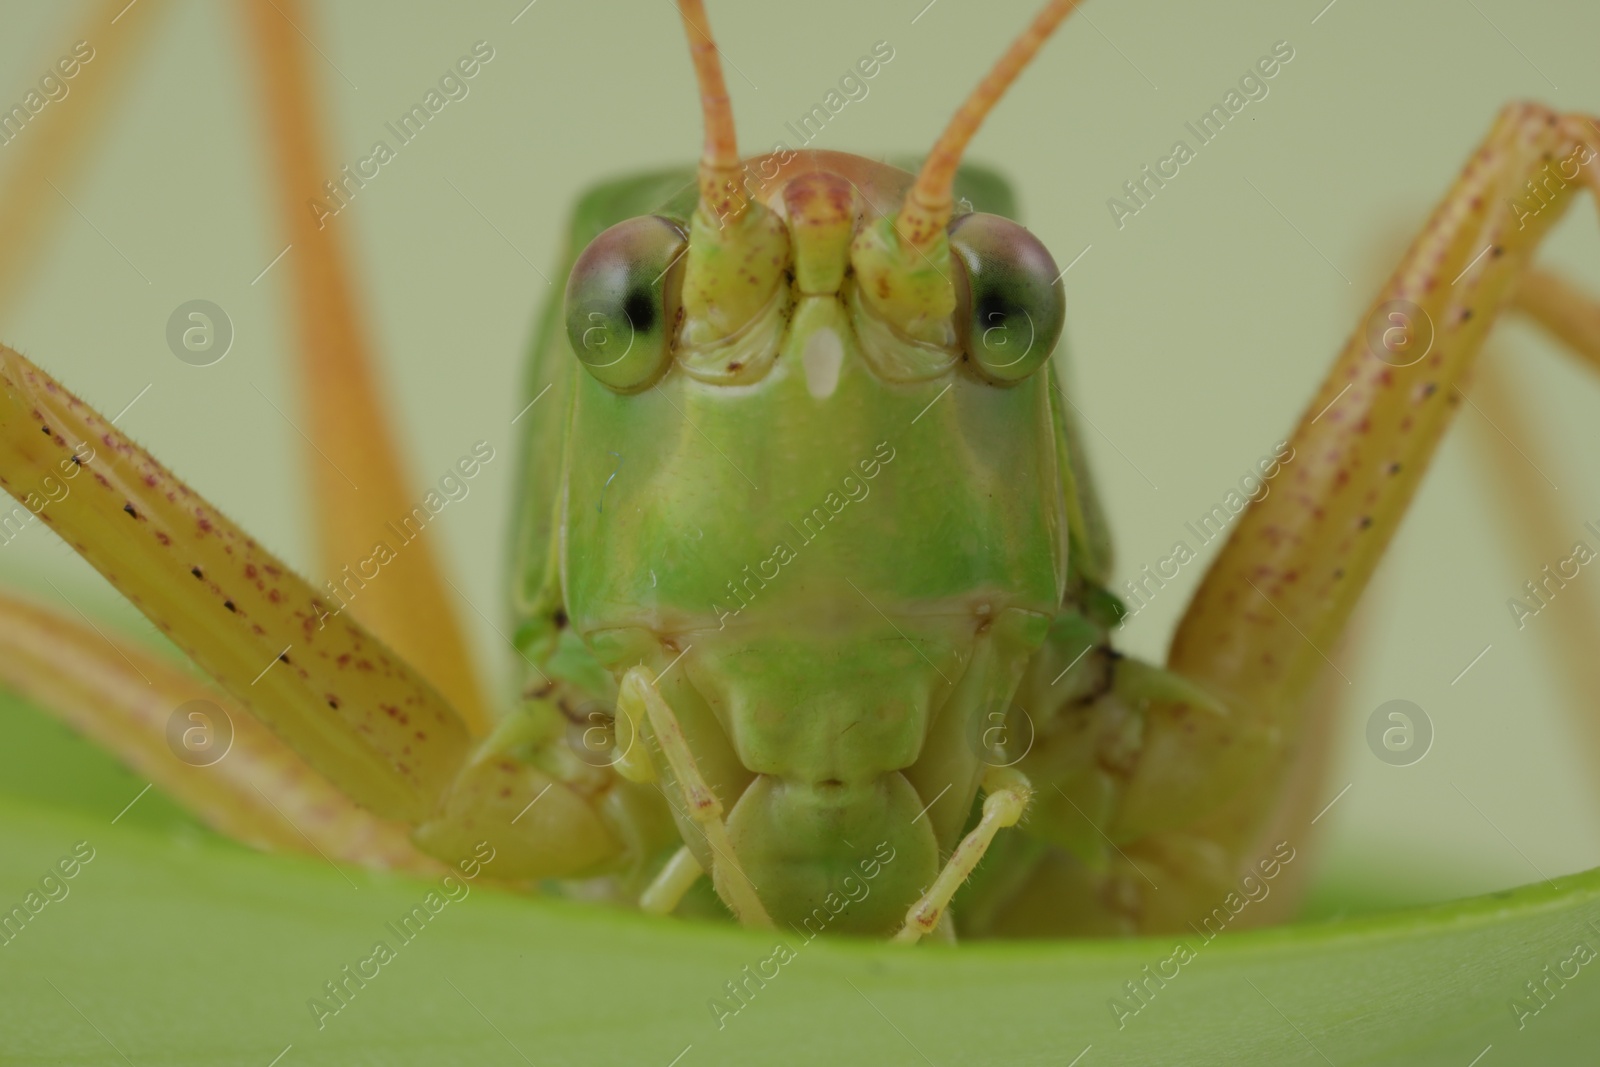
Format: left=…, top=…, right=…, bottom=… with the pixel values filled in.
left=3, top=692, right=1598, bottom=1065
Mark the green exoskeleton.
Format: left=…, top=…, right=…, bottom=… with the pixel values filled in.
left=5, top=0, right=1600, bottom=947
left=490, top=0, right=1243, bottom=938
left=507, top=156, right=1099, bottom=937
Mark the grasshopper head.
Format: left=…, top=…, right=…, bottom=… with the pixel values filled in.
left=554, top=1, right=1082, bottom=934
left=564, top=151, right=1067, bottom=390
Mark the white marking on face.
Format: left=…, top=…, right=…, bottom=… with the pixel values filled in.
left=802, top=327, right=844, bottom=399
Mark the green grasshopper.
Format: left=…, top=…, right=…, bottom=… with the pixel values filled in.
left=3, top=0, right=1600, bottom=949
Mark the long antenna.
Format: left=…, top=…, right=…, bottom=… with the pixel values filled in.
left=898, top=0, right=1084, bottom=248
left=676, top=0, right=743, bottom=216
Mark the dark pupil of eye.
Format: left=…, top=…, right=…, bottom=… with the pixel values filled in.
left=977, top=292, right=1020, bottom=326
left=622, top=290, right=656, bottom=334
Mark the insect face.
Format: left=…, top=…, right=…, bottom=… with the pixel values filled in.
left=558, top=152, right=1070, bottom=931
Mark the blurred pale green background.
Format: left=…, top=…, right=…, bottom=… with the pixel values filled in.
left=1, top=0, right=1598, bottom=908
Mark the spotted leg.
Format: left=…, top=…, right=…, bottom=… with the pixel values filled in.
left=1092, top=102, right=1600, bottom=930
left=0, top=587, right=436, bottom=872
left=0, top=346, right=627, bottom=882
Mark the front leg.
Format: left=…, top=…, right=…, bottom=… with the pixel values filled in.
left=991, top=102, right=1600, bottom=934
left=0, top=346, right=645, bottom=885
left=896, top=765, right=1033, bottom=943
left=965, top=604, right=1254, bottom=937
left=0, top=587, right=437, bottom=873
left=1139, top=102, right=1600, bottom=927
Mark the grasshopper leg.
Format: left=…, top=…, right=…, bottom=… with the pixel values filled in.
left=0, top=346, right=632, bottom=881
left=895, top=765, right=1033, bottom=944
left=639, top=845, right=704, bottom=915
left=1464, top=346, right=1600, bottom=792
left=1512, top=264, right=1600, bottom=371
left=617, top=666, right=773, bottom=928
left=0, top=345, right=470, bottom=822
left=983, top=103, right=1600, bottom=936
left=240, top=0, right=492, bottom=735
left=1483, top=262, right=1600, bottom=771
left=0, top=0, right=166, bottom=324
left=0, top=586, right=438, bottom=873
left=1123, top=102, right=1600, bottom=928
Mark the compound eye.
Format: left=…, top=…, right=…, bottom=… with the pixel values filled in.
left=948, top=212, right=1065, bottom=384
left=564, top=215, right=687, bottom=392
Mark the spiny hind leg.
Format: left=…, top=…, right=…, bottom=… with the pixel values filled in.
left=0, top=587, right=436, bottom=873
left=0, top=346, right=631, bottom=881
left=990, top=103, right=1600, bottom=932
left=1119, top=168, right=1600, bottom=930
left=1117, top=102, right=1600, bottom=928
